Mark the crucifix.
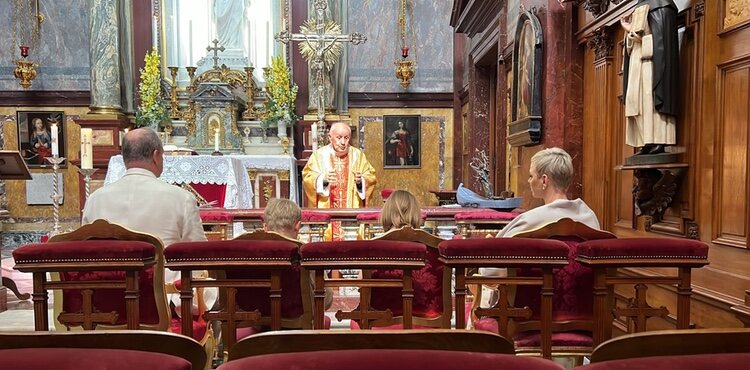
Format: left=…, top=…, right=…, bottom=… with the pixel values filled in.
left=275, top=0, right=366, bottom=150
left=207, top=39, right=225, bottom=69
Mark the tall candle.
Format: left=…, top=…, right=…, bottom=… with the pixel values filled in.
left=214, top=128, right=220, bottom=152
left=80, top=128, right=93, bottom=169
left=50, top=123, right=59, bottom=157
left=311, top=122, right=318, bottom=151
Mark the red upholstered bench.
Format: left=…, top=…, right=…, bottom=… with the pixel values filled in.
left=454, top=210, right=519, bottom=238
left=300, top=240, right=426, bottom=329
left=199, top=210, right=234, bottom=241
left=164, top=239, right=299, bottom=352
left=438, top=238, right=569, bottom=359
left=0, top=330, right=206, bottom=370
left=576, top=238, right=709, bottom=346
left=12, top=232, right=157, bottom=331
left=220, top=330, right=562, bottom=370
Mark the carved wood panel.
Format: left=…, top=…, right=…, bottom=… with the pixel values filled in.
left=714, top=62, right=750, bottom=248
left=724, top=0, right=750, bottom=29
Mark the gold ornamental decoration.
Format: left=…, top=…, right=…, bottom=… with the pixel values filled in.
left=12, top=0, right=43, bottom=89
left=394, top=0, right=415, bottom=88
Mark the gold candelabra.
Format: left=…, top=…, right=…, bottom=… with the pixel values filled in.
left=242, top=66, right=257, bottom=120
left=168, top=66, right=180, bottom=119
left=186, top=66, right=197, bottom=93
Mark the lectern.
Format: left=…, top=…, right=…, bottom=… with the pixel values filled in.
left=0, top=151, right=32, bottom=311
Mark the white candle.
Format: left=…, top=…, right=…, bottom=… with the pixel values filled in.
left=311, top=122, right=318, bottom=151
left=214, top=128, right=220, bottom=152
left=50, top=123, right=59, bottom=157
left=188, top=20, right=193, bottom=65
left=80, top=128, right=93, bottom=169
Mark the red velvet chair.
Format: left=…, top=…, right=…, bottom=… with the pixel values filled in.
left=362, top=226, right=451, bottom=329
left=472, top=219, right=617, bottom=360
left=300, top=240, right=426, bottom=329
left=439, top=237, right=570, bottom=359
left=454, top=210, right=518, bottom=238
left=582, top=328, right=750, bottom=370
left=219, top=330, right=565, bottom=370
left=11, top=220, right=215, bottom=369
left=576, top=238, right=709, bottom=346
left=164, top=236, right=300, bottom=352
left=12, top=220, right=165, bottom=332
left=0, top=330, right=206, bottom=370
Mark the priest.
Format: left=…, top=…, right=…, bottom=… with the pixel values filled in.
left=302, top=121, right=376, bottom=239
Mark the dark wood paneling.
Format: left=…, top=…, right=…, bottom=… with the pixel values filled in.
left=0, top=91, right=90, bottom=107
left=714, top=63, right=750, bottom=248
left=348, top=93, right=453, bottom=108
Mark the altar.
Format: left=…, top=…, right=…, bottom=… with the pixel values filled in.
left=104, top=155, right=253, bottom=209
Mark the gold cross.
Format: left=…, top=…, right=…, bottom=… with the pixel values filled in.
left=207, top=39, right=225, bottom=69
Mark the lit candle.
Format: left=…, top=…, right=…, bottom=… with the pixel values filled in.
left=80, top=128, right=93, bottom=169
left=311, top=122, right=318, bottom=151
left=214, top=128, right=220, bottom=152
left=50, top=123, right=59, bottom=157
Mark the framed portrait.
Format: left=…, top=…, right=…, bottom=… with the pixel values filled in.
left=383, top=115, right=420, bottom=169
left=509, top=8, right=543, bottom=147
left=17, top=111, right=66, bottom=168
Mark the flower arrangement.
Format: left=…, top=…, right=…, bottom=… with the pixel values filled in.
left=135, top=48, right=169, bottom=128
left=261, top=55, right=298, bottom=129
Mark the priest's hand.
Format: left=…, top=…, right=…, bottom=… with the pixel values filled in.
left=323, top=170, right=338, bottom=186
left=353, top=171, right=363, bottom=185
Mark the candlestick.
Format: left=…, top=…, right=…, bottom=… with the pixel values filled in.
left=50, top=123, right=59, bottom=157
left=80, top=128, right=93, bottom=169
left=45, top=156, right=66, bottom=236
left=77, top=167, right=98, bottom=201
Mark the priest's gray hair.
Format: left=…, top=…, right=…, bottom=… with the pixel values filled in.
left=122, top=128, right=163, bottom=165
left=531, top=147, right=573, bottom=191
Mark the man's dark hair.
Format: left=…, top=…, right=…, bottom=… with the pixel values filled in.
left=122, top=128, right=163, bottom=165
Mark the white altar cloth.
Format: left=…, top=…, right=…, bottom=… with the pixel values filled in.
left=104, top=155, right=254, bottom=209
left=227, top=154, right=298, bottom=203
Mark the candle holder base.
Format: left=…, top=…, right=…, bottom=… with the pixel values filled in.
left=45, top=156, right=66, bottom=236
left=211, top=151, right=223, bottom=156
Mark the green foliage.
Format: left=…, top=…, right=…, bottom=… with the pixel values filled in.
left=135, top=48, right=169, bottom=128
left=261, top=56, right=298, bottom=129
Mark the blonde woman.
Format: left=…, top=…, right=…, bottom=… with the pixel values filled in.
left=379, top=190, right=422, bottom=232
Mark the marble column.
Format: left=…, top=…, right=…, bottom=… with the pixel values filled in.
left=118, top=0, right=136, bottom=117
left=88, top=0, right=124, bottom=115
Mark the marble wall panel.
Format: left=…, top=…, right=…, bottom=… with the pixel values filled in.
left=0, top=1, right=90, bottom=90
left=348, top=0, right=453, bottom=93
left=349, top=108, right=453, bottom=207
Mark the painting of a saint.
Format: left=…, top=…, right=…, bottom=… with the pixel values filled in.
left=383, top=115, right=420, bottom=168
left=17, top=111, right=66, bottom=168
left=517, top=21, right=534, bottom=119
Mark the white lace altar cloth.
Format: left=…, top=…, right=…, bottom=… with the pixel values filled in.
left=104, top=155, right=253, bottom=209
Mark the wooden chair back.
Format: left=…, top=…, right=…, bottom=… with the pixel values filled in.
left=0, top=330, right=206, bottom=370
left=369, top=226, right=451, bottom=328
left=591, top=328, right=750, bottom=363
left=229, top=230, right=311, bottom=329
left=48, top=219, right=170, bottom=331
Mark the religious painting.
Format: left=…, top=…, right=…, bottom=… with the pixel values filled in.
left=509, top=9, right=543, bottom=147
left=383, top=115, right=420, bottom=168
left=17, top=111, right=66, bottom=168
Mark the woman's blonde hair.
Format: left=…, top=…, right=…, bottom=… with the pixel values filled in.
left=531, top=147, right=574, bottom=191
left=379, top=190, right=422, bottom=231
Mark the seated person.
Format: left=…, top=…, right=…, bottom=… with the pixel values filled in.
left=478, top=147, right=601, bottom=311
left=82, top=127, right=214, bottom=315
left=264, top=198, right=333, bottom=311
left=379, top=190, right=423, bottom=232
